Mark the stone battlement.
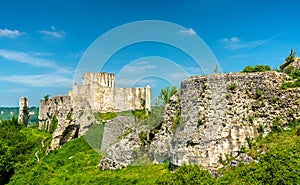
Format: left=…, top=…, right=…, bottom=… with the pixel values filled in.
left=82, top=72, right=115, bottom=87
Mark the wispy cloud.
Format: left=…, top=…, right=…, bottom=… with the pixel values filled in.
left=0, top=49, right=72, bottom=73
left=222, top=27, right=294, bottom=53
left=120, top=61, right=157, bottom=74
left=0, top=74, right=72, bottom=88
left=0, top=28, right=24, bottom=38
left=179, top=28, right=197, bottom=35
left=39, top=26, right=65, bottom=38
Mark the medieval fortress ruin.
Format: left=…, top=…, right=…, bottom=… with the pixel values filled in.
left=37, top=72, right=150, bottom=149
left=16, top=58, right=300, bottom=172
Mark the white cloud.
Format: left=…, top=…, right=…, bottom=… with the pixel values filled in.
left=120, top=61, right=157, bottom=74
left=0, top=28, right=23, bottom=38
left=0, top=49, right=72, bottom=73
left=222, top=36, right=240, bottom=43
left=39, top=26, right=65, bottom=38
left=179, top=28, right=197, bottom=35
left=225, top=40, right=264, bottom=50
left=0, top=74, right=72, bottom=88
left=221, top=36, right=265, bottom=50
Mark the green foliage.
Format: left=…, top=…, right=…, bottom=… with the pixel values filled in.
left=197, top=118, right=203, bottom=127
left=281, top=70, right=300, bottom=89
left=83, top=123, right=105, bottom=152
left=0, top=107, right=38, bottom=124
left=9, top=136, right=168, bottom=185
left=255, top=89, right=262, bottom=99
left=271, top=116, right=283, bottom=132
left=248, top=115, right=254, bottom=123
left=131, top=109, right=149, bottom=120
left=229, top=83, right=237, bottom=90
left=43, top=94, right=50, bottom=101
left=280, top=49, right=296, bottom=71
left=156, top=164, right=215, bottom=185
left=171, top=113, right=181, bottom=131
left=258, top=124, right=264, bottom=133
left=49, top=115, right=58, bottom=133
left=218, top=121, right=300, bottom=184
left=0, top=118, right=50, bottom=184
left=4, top=118, right=300, bottom=185
left=246, top=136, right=253, bottom=149
left=158, top=86, right=178, bottom=105
left=242, top=65, right=271, bottom=73
left=96, top=112, right=117, bottom=120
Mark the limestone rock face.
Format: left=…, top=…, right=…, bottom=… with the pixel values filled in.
left=100, top=116, right=135, bottom=152
left=18, top=96, right=29, bottom=126
left=98, top=122, right=146, bottom=170
left=98, top=71, right=300, bottom=171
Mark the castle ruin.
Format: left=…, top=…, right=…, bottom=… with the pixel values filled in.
left=18, top=96, right=29, bottom=127
left=38, top=72, right=150, bottom=149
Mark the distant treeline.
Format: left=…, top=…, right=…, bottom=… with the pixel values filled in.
left=0, top=107, right=39, bottom=124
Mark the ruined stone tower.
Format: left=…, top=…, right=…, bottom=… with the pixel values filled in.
left=70, top=72, right=151, bottom=113
left=18, top=96, right=29, bottom=127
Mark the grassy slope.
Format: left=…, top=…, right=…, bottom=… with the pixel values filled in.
left=9, top=136, right=168, bottom=185
left=8, top=121, right=300, bottom=185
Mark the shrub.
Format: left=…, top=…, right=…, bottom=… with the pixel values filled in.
left=248, top=115, right=254, bottom=123
left=242, top=65, right=271, bottom=73
left=229, top=83, right=237, bottom=90
left=197, top=118, right=203, bottom=127
left=96, top=112, right=116, bottom=120
left=280, top=49, right=296, bottom=71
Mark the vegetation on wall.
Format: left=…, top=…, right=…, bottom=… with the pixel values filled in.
left=281, top=70, right=300, bottom=89
left=242, top=65, right=271, bottom=73
left=158, top=86, right=178, bottom=105
left=280, top=49, right=296, bottom=72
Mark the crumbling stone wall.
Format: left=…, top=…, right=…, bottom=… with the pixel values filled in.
left=38, top=72, right=150, bottom=150
left=38, top=95, right=71, bottom=132
left=99, top=71, right=300, bottom=171
left=166, top=71, right=300, bottom=170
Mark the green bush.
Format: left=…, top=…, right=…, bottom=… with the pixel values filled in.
left=242, top=65, right=271, bottom=73
left=156, top=164, right=215, bottom=185
left=229, top=83, right=237, bottom=90
left=96, top=112, right=116, bottom=120
left=280, top=49, right=296, bottom=71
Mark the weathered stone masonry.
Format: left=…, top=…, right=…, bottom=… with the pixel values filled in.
left=99, top=71, right=300, bottom=171
left=38, top=72, right=151, bottom=150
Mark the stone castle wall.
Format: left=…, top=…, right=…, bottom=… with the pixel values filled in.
left=38, top=95, right=72, bottom=132
left=38, top=72, right=150, bottom=150
left=166, top=71, right=300, bottom=170
left=71, top=72, right=151, bottom=113
left=99, top=71, right=300, bottom=171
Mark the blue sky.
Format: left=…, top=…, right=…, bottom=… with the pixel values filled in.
left=0, top=0, right=300, bottom=106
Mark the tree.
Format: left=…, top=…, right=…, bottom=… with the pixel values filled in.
left=44, top=94, right=50, bottom=101
left=158, top=86, right=178, bottom=105
left=280, top=49, right=296, bottom=71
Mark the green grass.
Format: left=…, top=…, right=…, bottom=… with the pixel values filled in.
left=6, top=118, right=300, bottom=185
left=9, top=137, right=168, bottom=185
left=281, top=70, right=300, bottom=89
